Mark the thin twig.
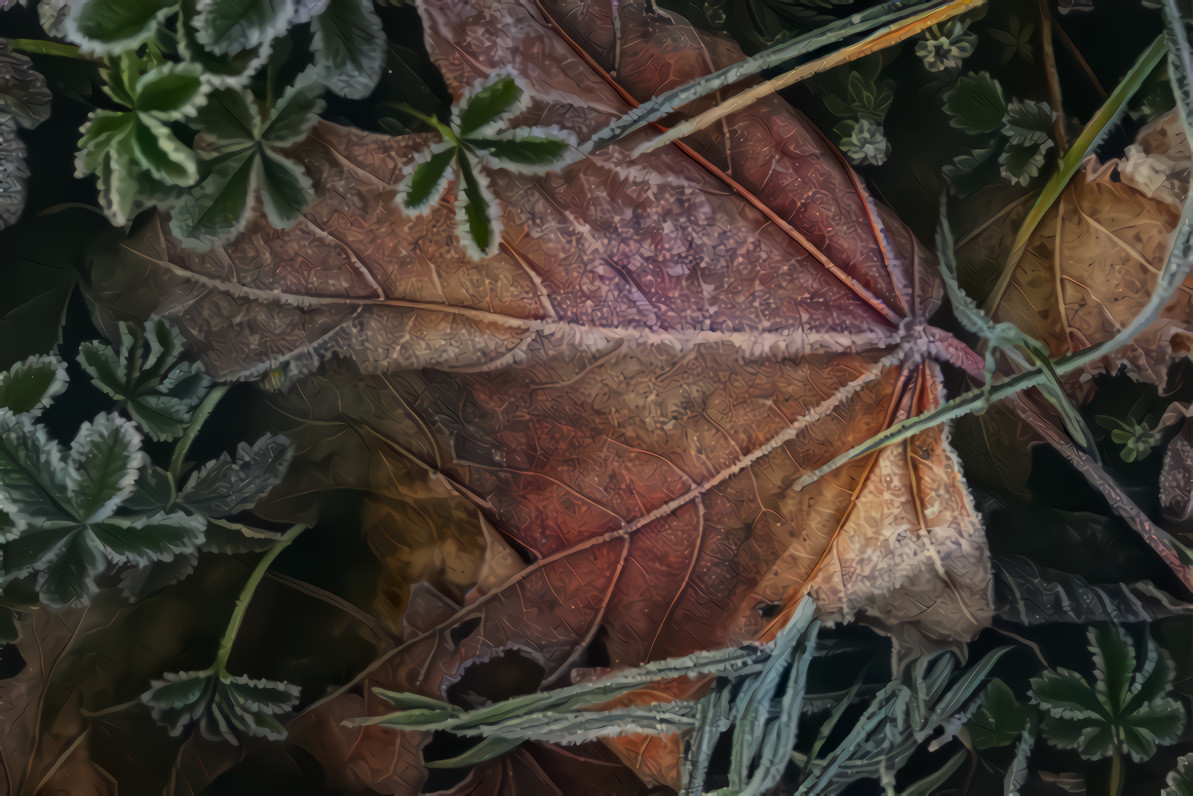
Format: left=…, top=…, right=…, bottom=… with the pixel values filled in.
left=1052, top=18, right=1108, bottom=97
left=1039, top=0, right=1070, bottom=155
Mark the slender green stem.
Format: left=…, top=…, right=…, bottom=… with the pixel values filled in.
left=1109, top=750, right=1123, bottom=796
left=6, top=39, right=104, bottom=65
left=169, top=384, right=229, bottom=482
left=214, top=523, right=307, bottom=676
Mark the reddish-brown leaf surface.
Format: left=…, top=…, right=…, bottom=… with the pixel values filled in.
left=91, top=0, right=996, bottom=789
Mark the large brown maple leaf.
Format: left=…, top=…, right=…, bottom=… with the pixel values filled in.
left=91, top=0, right=995, bottom=789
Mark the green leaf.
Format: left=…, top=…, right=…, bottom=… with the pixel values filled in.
left=66, top=0, right=175, bottom=54
left=169, top=149, right=259, bottom=247
left=90, top=511, right=204, bottom=564
left=1090, top=624, right=1134, bottom=715
left=35, top=530, right=107, bottom=608
left=0, top=411, right=70, bottom=525
left=400, top=142, right=455, bottom=213
left=1120, top=700, right=1185, bottom=761
left=966, top=678, right=1030, bottom=749
left=1002, top=98, right=1054, bottom=147
left=312, top=0, right=386, bottom=100
left=133, top=63, right=208, bottom=121
left=119, top=551, right=198, bottom=600
left=1163, top=752, right=1193, bottom=796
left=1030, top=667, right=1104, bottom=721
left=256, top=149, right=313, bottom=229
left=180, top=434, right=293, bottom=518
left=201, top=520, right=279, bottom=553
left=195, top=88, right=262, bottom=147
left=78, top=322, right=213, bottom=441
left=123, top=464, right=177, bottom=514
left=999, top=140, right=1052, bottom=187
left=471, top=132, right=575, bottom=172
left=455, top=152, right=499, bottom=260
left=75, top=110, right=135, bottom=181
left=142, top=668, right=300, bottom=743
left=65, top=413, right=144, bottom=523
left=943, top=71, right=1007, bottom=135
left=95, top=144, right=144, bottom=225
left=0, top=355, right=68, bottom=418
left=132, top=116, right=199, bottom=187
left=455, top=75, right=522, bottom=137
left=261, top=73, right=324, bottom=146
left=194, top=0, right=295, bottom=56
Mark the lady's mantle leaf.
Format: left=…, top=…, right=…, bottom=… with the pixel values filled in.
left=1164, top=753, right=1193, bottom=796
left=65, top=0, right=176, bottom=55
left=64, top=412, right=145, bottom=523
left=180, top=433, right=293, bottom=518
left=944, top=71, right=1007, bottom=135
left=170, top=78, right=323, bottom=246
left=78, top=319, right=212, bottom=441
left=0, top=410, right=69, bottom=526
left=312, top=0, right=385, bottom=99
left=1030, top=625, right=1186, bottom=762
left=454, top=74, right=523, bottom=137
left=967, top=678, right=1031, bottom=749
left=0, top=355, right=68, bottom=419
left=194, top=0, right=296, bottom=57
left=142, top=668, right=300, bottom=743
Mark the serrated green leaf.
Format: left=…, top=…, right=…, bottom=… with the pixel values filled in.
left=133, top=64, right=207, bottom=120
left=999, top=140, right=1052, bottom=187
left=0, top=411, right=70, bottom=524
left=143, top=668, right=299, bottom=743
left=76, top=110, right=134, bottom=176
left=65, top=412, right=144, bottom=523
left=119, top=551, right=198, bottom=600
left=35, top=530, right=106, bottom=608
left=90, top=510, right=204, bottom=564
left=943, top=71, right=1007, bottom=135
left=1090, top=624, right=1134, bottom=715
left=77, top=322, right=212, bottom=440
left=456, top=75, right=522, bottom=137
left=169, top=149, right=258, bottom=246
left=95, top=146, right=143, bottom=225
left=1120, top=701, right=1184, bottom=761
left=966, top=678, right=1030, bottom=749
left=1030, top=667, right=1104, bottom=720
left=256, top=149, right=312, bottom=228
left=123, top=464, right=177, bottom=514
left=401, top=143, right=455, bottom=211
left=195, top=88, right=262, bottom=147
left=312, top=0, right=385, bottom=100
left=180, top=434, right=293, bottom=518
left=1002, top=98, right=1054, bottom=147
left=455, top=152, right=498, bottom=259
left=0, top=355, right=68, bottom=418
left=67, top=0, right=175, bottom=54
left=194, top=0, right=294, bottom=56
left=471, top=134, right=572, bottom=169
left=132, top=116, right=199, bottom=187
left=261, top=74, right=324, bottom=146
left=201, top=520, right=279, bottom=553
left=1164, top=752, right=1193, bottom=796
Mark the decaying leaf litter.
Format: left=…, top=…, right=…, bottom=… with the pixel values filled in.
left=3, top=0, right=1193, bottom=791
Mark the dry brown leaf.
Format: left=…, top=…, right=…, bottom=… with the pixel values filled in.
left=91, top=0, right=997, bottom=789
left=983, top=113, right=1193, bottom=389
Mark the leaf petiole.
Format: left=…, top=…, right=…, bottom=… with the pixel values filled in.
left=6, top=38, right=106, bottom=66
left=168, top=383, right=229, bottom=481
left=214, top=522, right=307, bottom=677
